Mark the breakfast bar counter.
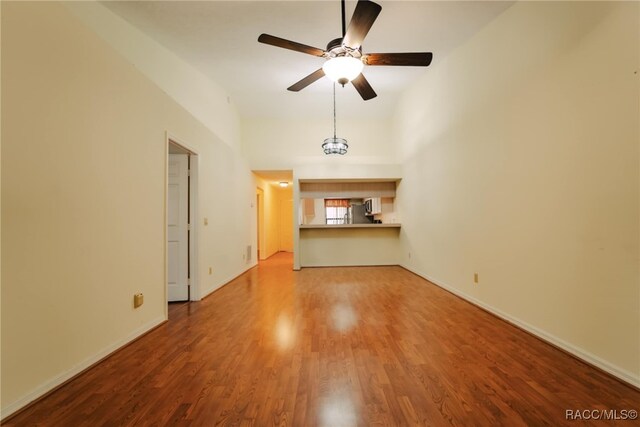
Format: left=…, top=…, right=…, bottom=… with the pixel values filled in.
left=298, top=223, right=401, bottom=267
left=299, top=223, right=401, bottom=229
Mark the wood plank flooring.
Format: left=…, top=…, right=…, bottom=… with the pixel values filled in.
left=4, top=252, right=639, bottom=426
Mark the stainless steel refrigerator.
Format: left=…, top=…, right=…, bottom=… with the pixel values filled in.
left=350, top=204, right=372, bottom=224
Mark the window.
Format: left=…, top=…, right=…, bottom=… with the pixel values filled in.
left=325, top=199, right=349, bottom=225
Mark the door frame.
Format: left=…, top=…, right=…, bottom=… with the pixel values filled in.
left=165, top=132, right=200, bottom=318
left=256, top=187, right=264, bottom=261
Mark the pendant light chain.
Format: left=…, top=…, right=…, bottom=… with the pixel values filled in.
left=333, top=83, right=337, bottom=139
left=322, top=81, right=348, bottom=155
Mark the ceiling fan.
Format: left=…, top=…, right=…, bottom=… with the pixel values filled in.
left=258, top=0, right=433, bottom=101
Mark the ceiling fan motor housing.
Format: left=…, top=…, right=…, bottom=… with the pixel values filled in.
left=326, top=37, right=362, bottom=59
left=326, top=37, right=343, bottom=52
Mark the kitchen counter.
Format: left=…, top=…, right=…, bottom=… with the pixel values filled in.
left=299, top=223, right=401, bottom=229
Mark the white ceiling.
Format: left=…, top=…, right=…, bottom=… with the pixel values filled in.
left=102, top=1, right=513, bottom=120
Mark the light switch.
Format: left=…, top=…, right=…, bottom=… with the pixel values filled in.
left=204, top=217, right=208, bottom=226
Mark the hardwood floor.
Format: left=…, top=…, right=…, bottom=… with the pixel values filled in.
left=5, top=252, right=638, bottom=426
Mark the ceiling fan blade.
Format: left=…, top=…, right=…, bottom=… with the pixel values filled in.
left=287, top=68, right=326, bottom=92
left=362, top=52, right=433, bottom=67
left=342, top=0, right=382, bottom=49
left=351, top=73, right=377, bottom=100
left=258, top=34, right=326, bottom=57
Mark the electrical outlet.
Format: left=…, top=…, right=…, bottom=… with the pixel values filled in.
left=474, top=273, right=479, bottom=284
left=133, top=293, right=144, bottom=308
left=408, top=252, right=411, bottom=259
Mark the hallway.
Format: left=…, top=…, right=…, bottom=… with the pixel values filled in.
left=5, top=253, right=638, bottom=426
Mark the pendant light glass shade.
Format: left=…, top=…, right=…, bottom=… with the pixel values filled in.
left=322, top=137, right=348, bottom=155
left=322, top=57, right=363, bottom=85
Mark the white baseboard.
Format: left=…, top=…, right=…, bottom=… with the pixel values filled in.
left=200, top=263, right=258, bottom=300
left=401, top=264, right=640, bottom=389
left=1, top=315, right=166, bottom=421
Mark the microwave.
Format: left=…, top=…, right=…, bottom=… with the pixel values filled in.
left=364, top=197, right=381, bottom=215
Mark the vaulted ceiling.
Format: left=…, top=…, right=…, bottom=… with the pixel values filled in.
left=102, top=1, right=513, bottom=120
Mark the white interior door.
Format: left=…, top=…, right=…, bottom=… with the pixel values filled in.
left=168, top=154, right=189, bottom=302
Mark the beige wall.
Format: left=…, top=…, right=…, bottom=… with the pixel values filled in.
left=242, top=117, right=397, bottom=171
left=1, top=2, right=255, bottom=416
left=65, top=2, right=241, bottom=151
left=394, top=1, right=639, bottom=385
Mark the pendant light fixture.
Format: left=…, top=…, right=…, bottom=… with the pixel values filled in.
left=322, top=83, right=348, bottom=155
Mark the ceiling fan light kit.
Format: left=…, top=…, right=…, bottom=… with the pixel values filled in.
left=322, top=56, right=364, bottom=86
left=258, top=0, right=433, bottom=101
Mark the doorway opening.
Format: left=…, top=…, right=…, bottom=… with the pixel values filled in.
left=252, top=171, right=294, bottom=268
left=167, top=136, right=199, bottom=316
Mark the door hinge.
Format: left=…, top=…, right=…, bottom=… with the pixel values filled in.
left=187, top=224, right=191, bottom=231
left=187, top=278, right=191, bottom=286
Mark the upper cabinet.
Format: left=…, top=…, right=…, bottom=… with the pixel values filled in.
left=299, top=181, right=396, bottom=199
